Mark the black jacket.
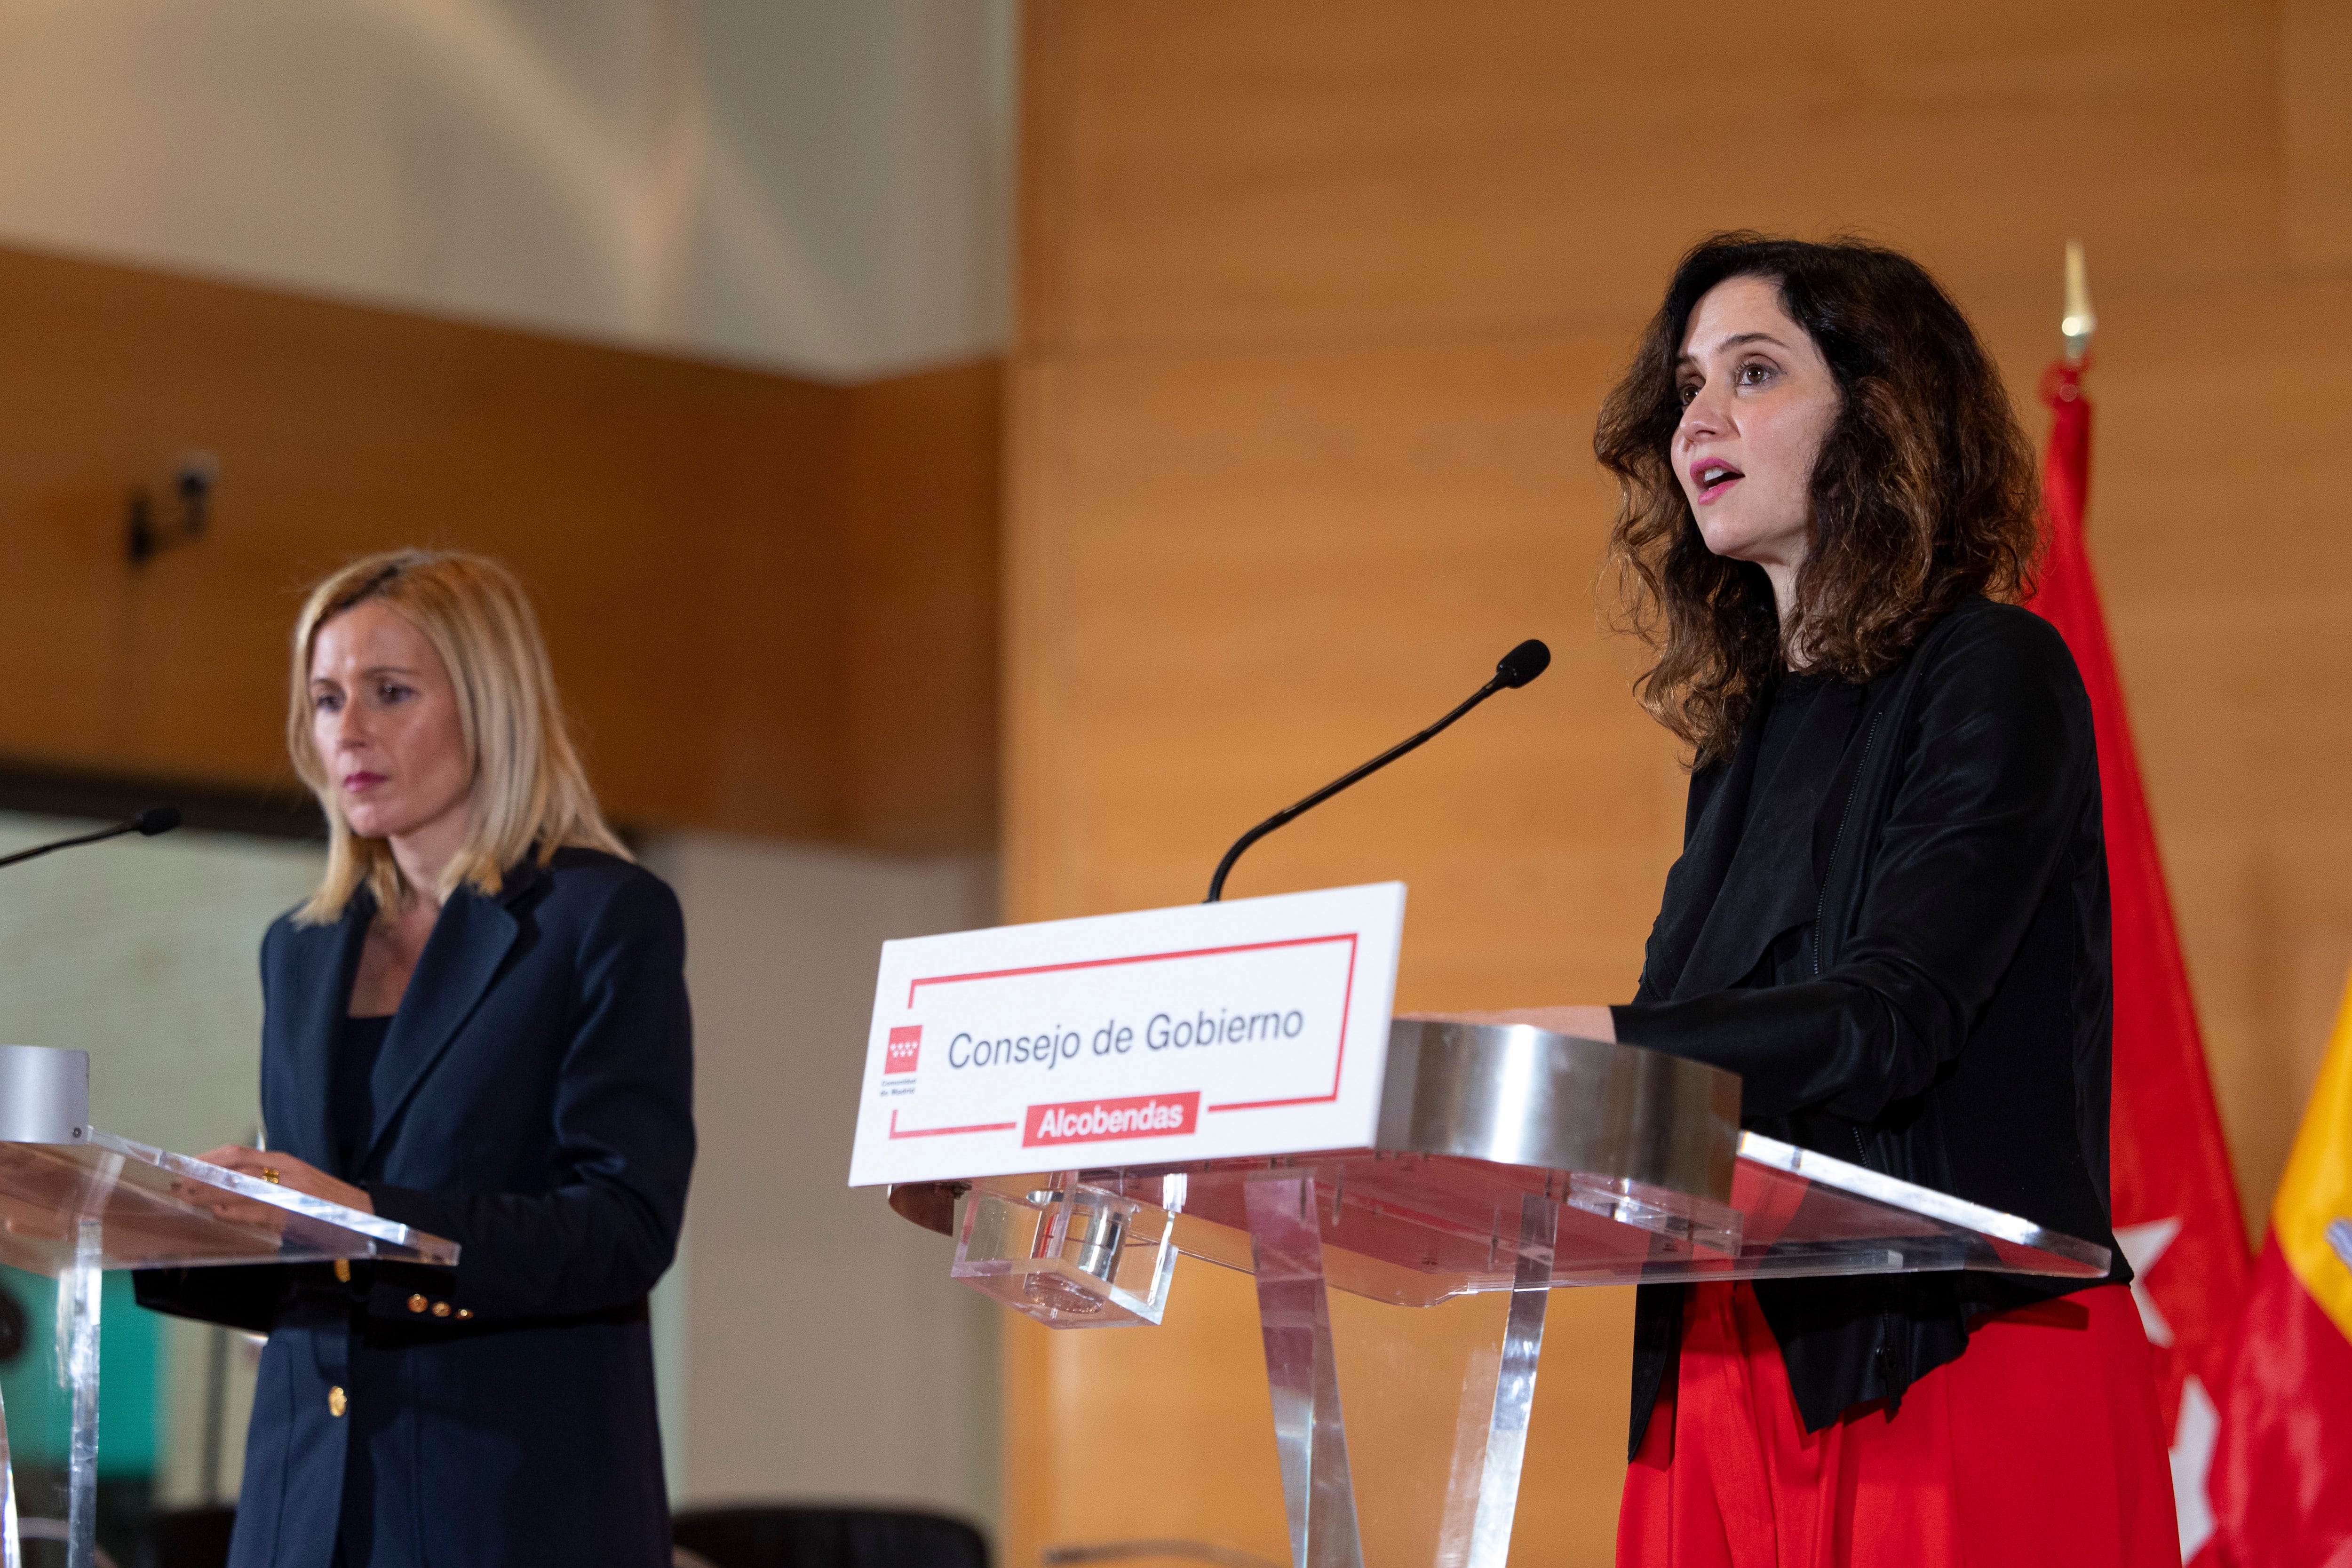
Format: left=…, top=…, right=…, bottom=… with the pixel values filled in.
left=1610, top=597, right=2125, bottom=1456
left=135, top=847, right=695, bottom=1567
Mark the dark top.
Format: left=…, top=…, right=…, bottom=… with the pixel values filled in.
left=1748, top=669, right=1829, bottom=807
left=1609, top=597, right=2124, bottom=1455
left=134, top=847, right=695, bottom=1568
left=331, top=1014, right=393, bottom=1174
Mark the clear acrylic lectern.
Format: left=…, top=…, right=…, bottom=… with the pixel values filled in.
left=887, top=1020, right=2111, bottom=1568
left=0, top=1047, right=456, bottom=1568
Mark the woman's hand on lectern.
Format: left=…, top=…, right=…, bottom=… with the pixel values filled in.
left=1397, top=1005, right=1617, bottom=1043
left=197, top=1146, right=375, bottom=1216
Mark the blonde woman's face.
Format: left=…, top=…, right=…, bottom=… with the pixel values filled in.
left=308, top=601, right=472, bottom=850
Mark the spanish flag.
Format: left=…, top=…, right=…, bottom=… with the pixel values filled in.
left=2201, top=974, right=2352, bottom=1564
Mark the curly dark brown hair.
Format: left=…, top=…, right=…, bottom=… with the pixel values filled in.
left=1594, top=233, right=2042, bottom=764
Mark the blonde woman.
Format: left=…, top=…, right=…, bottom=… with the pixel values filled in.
left=136, top=550, right=694, bottom=1568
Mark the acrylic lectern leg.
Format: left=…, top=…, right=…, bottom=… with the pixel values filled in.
left=1433, top=1192, right=1558, bottom=1568
left=0, top=1369, right=19, bottom=1568
left=1246, top=1177, right=1364, bottom=1568
left=62, top=1218, right=101, bottom=1568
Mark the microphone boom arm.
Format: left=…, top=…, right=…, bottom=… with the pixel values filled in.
left=0, top=824, right=136, bottom=870
left=1205, top=678, right=1507, bottom=903
left=0, top=807, right=182, bottom=871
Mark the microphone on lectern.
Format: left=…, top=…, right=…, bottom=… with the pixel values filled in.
left=0, top=806, right=183, bottom=871
left=1205, top=640, right=1551, bottom=902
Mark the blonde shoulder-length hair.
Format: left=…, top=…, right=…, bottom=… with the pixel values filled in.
left=289, top=549, right=629, bottom=925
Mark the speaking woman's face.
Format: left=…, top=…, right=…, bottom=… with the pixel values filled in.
left=1672, top=275, right=1842, bottom=589
left=308, top=601, right=473, bottom=854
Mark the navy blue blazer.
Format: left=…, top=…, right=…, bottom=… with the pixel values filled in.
left=135, top=847, right=695, bottom=1568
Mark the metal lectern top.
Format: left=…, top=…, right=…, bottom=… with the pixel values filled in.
left=897, top=1020, right=2109, bottom=1313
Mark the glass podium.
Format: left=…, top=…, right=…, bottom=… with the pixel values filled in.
left=0, top=1049, right=456, bottom=1568
left=886, top=1020, right=2110, bottom=1568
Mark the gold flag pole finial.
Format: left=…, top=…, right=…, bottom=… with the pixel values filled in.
left=2062, top=239, right=2096, bottom=365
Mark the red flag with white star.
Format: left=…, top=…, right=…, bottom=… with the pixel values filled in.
left=2024, top=357, right=2253, bottom=1558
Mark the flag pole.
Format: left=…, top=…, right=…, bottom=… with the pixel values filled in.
left=2062, top=239, right=2096, bottom=365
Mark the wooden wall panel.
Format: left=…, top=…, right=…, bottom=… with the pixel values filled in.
left=2283, top=0, right=2352, bottom=270
left=1007, top=2, right=2352, bottom=1564
left=1009, top=333, right=1680, bottom=979
left=845, top=361, right=1005, bottom=852
left=1018, top=1, right=2279, bottom=356
left=0, top=243, right=999, bottom=846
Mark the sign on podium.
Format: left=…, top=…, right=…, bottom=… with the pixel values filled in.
left=849, top=883, right=1407, bottom=1186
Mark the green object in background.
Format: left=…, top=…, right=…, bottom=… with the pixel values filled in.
left=0, top=1266, right=162, bottom=1476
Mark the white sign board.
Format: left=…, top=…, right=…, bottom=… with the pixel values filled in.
left=847, top=883, right=1406, bottom=1186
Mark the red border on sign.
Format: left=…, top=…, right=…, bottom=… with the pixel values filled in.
left=886, top=1107, right=1019, bottom=1140
left=903, top=933, right=1360, bottom=1114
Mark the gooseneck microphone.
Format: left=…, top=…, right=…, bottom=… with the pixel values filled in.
left=0, top=806, right=182, bottom=871
left=1205, top=639, right=1550, bottom=902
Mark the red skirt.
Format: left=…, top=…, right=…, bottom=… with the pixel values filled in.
left=1616, top=1280, right=2177, bottom=1568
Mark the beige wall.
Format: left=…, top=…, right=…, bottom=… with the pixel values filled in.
left=0, top=0, right=1015, bottom=380
left=1003, top=2, right=2352, bottom=1563
left=643, top=834, right=999, bottom=1521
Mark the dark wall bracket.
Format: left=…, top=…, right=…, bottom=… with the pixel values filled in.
left=126, top=451, right=219, bottom=569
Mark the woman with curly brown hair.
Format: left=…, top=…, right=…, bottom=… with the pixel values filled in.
left=1482, top=235, right=2176, bottom=1565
